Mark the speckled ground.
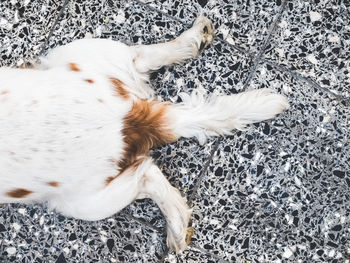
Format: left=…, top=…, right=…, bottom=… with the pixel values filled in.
left=0, top=0, right=349, bottom=262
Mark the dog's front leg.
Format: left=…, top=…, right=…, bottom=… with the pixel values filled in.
left=132, top=16, right=214, bottom=73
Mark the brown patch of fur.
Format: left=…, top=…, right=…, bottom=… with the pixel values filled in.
left=69, top=63, right=81, bottom=72
left=6, top=188, right=33, bottom=198
left=118, top=100, right=177, bottom=171
left=47, top=181, right=60, bottom=187
left=85, top=79, right=94, bottom=84
left=110, top=78, right=129, bottom=99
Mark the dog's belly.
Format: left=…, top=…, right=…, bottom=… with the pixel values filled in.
left=0, top=67, right=131, bottom=203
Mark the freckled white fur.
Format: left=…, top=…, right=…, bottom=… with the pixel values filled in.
left=0, top=61, right=130, bottom=202
left=0, top=17, right=288, bottom=252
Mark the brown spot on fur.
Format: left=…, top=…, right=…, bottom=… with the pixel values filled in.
left=47, top=181, right=60, bottom=187
left=1, top=90, right=9, bottom=95
left=7, top=188, right=33, bottom=198
left=110, top=78, right=129, bottom=99
left=69, top=63, right=81, bottom=72
left=98, top=98, right=104, bottom=103
left=118, top=100, right=177, bottom=171
left=85, top=79, right=94, bottom=84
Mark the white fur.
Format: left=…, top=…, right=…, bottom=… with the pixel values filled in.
left=170, top=89, right=289, bottom=144
left=0, top=17, right=288, bottom=252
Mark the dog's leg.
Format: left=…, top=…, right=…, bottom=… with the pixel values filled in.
left=48, top=159, right=153, bottom=221
left=166, top=88, right=290, bottom=144
left=49, top=157, right=192, bottom=253
left=132, top=16, right=214, bottom=73
left=138, top=160, right=192, bottom=253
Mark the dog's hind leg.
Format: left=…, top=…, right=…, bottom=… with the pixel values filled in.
left=132, top=16, right=214, bottom=73
left=137, top=160, right=192, bottom=253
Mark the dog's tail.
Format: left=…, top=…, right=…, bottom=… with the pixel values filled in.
left=169, top=88, right=289, bottom=144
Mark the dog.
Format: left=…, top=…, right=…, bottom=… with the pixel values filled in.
left=0, top=17, right=289, bottom=252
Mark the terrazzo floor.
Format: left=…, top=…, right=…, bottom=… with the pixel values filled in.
left=1, top=0, right=350, bottom=262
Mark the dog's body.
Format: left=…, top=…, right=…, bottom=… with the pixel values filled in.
left=0, top=17, right=288, bottom=252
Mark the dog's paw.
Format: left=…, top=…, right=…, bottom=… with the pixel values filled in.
left=193, top=16, right=214, bottom=53
left=166, top=227, right=193, bottom=253
left=166, top=231, right=187, bottom=253
left=179, top=16, right=214, bottom=57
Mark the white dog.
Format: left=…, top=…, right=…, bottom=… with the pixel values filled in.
left=0, top=17, right=288, bottom=252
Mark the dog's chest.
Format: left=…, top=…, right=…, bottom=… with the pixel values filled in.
left=0, top=67, right=131, bottom=198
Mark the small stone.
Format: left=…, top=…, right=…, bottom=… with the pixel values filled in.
left=107, top=238, right=114, bottom=253
left=282, top=247, right=293, bottom=258
left=294, top=176, right=301, bottom=186
left=123, top=244, right=135, bottom=252
left=333, top=170, right=345, bottom=178
left=279, top=20, right=287, bottom=28
left=56, top=253, right=68, bottom=263
left=12, top=223, right=21, bottom=231
left=69, top=233, right=77, bottom=241
left=39, top=216, right=45, bottom=225
left=6, top=247, right=16, bottom=255
left=116, top=10, right=126, bottom=23
left=18, top=208, right=26, bottom=215
left=307, top=54, right=318, bottom=64
left=310, top=11, right=322, bottom=22
left=328, top=35, right=340, bottom=43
